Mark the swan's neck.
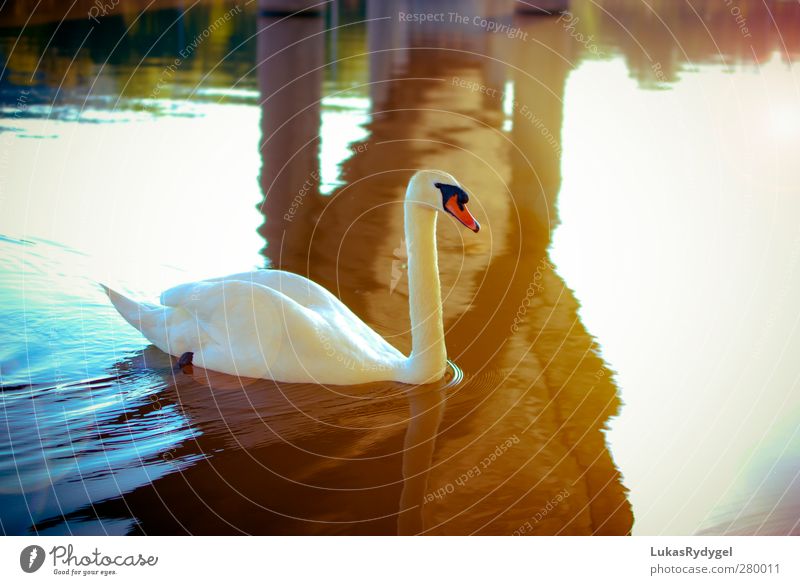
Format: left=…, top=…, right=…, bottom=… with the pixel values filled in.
left=403, top=200, right=446, bottom=383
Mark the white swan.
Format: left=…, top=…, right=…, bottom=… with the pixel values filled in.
left=104, top=170, right=480, bottom=385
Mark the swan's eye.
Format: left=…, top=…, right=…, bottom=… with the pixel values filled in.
left=434, top=182, right=469, bottom=211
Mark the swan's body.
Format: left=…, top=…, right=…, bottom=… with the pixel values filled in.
left=105, top=269, right=409, bottom=383
left=105, top=170, right=479, bottom=385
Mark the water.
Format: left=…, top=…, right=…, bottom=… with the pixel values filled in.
left=0, top=0, right=798, bottom=535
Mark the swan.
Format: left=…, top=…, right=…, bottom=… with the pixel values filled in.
left=104, top=170, right=480, bottom=385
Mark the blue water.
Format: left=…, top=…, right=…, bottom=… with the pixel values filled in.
left=0, top=235, right=202, bottom=534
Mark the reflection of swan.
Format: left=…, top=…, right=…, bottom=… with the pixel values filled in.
left=398, top=386, right=446, bottom=535
left=104, top=171, right=480, bottom=385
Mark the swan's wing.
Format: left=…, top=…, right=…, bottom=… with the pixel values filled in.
left=162, top=269, right=339, bottom=311
left=254, top=270, right=407, bottom=361
left=160, top=279, right=324, bottom=378
left=162, top=270, right=404, bottom=361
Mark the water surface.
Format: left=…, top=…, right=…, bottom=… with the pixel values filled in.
left=1, top=0, right=798, bottom=535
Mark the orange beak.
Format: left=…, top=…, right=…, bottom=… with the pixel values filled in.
left=445, top=197, right=480, bottom=233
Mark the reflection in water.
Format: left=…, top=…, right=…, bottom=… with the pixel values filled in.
left=1, top=0, right=797, bottom=535
left=552, top=0, right=800, bottom=536
left=258, top=7, right=324, bottom=260
left=398, top=384, right=446, bottom=535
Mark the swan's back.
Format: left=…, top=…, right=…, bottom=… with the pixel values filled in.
left=104, top=270, right=406, bottom=384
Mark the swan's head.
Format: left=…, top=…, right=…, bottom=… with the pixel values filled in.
left=407, top=170, right=480, bottom=233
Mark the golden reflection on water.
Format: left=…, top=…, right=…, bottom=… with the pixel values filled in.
left=0, top=0, right=798, bottom=535
left=549, top=0, right=800, bottom=536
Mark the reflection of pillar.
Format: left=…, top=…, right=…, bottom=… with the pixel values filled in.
left=510, top=15, right=572, bottom=236
left=367, top=0, right=408, bottom=108
left=257, top=2, right=324, bottom=266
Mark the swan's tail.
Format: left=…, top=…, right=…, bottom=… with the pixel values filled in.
left=100, top=284, right=170, bottom=350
